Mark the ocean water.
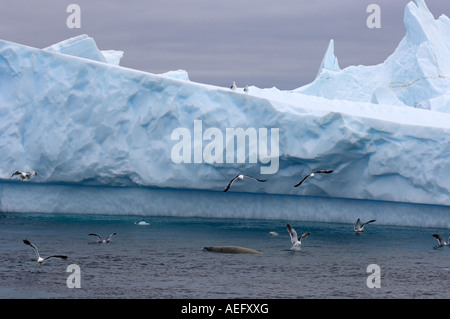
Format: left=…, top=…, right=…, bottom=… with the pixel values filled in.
left=0, top=211, right=449, bottom=299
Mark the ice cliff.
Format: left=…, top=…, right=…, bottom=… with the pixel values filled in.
left=1, top=1, right=450, bottom=224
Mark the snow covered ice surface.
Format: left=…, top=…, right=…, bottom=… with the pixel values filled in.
left=1, top=0, right=450, bottom=227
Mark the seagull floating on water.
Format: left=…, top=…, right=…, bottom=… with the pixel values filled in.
left=287, top=224, right=310, bottom=251
left=268, top=231, right=279, bottom=237
left=89, top=233, right=116, bottom=243
left=354, top=218, right=376, bottom=232
left=432, top=234, right=449, bottom=246
left=23, top=239, right=68, bottom=266
left=10, top=170, right=37, bottom=181
left=135, top=221, right=150, bottom=226
left=294, top=170, right=333, bottom=187
left=223, top=174, right=267, bottom=192
left=230, top=81, right=237, bottom=91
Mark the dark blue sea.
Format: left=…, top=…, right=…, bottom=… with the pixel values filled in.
left=1, top=211, right=449, bottom=300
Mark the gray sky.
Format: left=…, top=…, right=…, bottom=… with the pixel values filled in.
left=0, top=0, right=448, bottom=89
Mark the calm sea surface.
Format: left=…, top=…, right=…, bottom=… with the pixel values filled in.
left=0, top=212, right=449, bottom=299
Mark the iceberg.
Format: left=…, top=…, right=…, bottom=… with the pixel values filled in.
left=296, top=0, right=450, bottom=109
left=43, top=34, right=124, bottom=66
left=1, top=1, right=450, bottom=227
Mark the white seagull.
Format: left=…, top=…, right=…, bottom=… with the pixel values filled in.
left=432, top=234, right=449, bottom=246
left=287, top=224, right=310, bottom=251
left=89, top=232, right=116, bottom=243
left=268, top=231, right=279, bottom=237
left=11, top=170, right=37, bottom=181
left=135, top=221, right=150, bottom=226
left=244, top=85, right=249, bottom=94
left=230, top=81, right=237, bottom=91
left=294, top=170, right=333, bottom=187
left=23, top=239, right=68, bottom=266
left=354, top=218, right=376, bottom=232
left=223, top=174, right=267, bottom=192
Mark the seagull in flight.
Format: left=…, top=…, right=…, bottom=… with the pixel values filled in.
left=223, top=174, right=267, bottom=192
left=432, top=234, right=449, bottom=247
left=23, top=239, right=68, bottom=266
left=89, top=233, right=116, bottom=243
left=10, top=170, right=37, bottom=181
left=287, top=224, right=310, bottom=251
left=294, top=170, right=333, bottom=187
left=354, top=218, right=376, bottom=232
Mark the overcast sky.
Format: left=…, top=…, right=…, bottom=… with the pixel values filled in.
left=0, top=0, right=448, bottom=89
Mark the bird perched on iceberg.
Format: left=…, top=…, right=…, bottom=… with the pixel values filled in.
left=230, top=81, right=237, bottom=91
left=10, top=170, right=37, bottom=181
